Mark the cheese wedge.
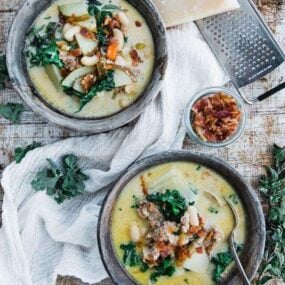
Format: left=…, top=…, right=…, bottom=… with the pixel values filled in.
left=152, top=0, right=240, bottom=27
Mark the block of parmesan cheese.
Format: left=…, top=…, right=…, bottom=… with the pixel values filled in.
left=152, top=0, right=240, bottom=27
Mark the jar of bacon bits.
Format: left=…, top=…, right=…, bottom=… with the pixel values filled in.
left=183, top=87, right=247, bottom=147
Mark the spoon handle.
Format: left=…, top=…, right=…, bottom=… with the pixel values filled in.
left=229, top=235, right=251, bottom=285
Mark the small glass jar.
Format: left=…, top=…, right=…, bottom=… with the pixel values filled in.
left=183, top=87, right=247, bottom=148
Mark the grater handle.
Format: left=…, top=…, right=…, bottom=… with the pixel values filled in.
left=257, top=82, right=285, bottom=101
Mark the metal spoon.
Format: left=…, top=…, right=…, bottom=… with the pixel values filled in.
left=225, top=198, right=251, bottom=285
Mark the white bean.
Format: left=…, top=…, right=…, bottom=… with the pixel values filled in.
left=130, top=223, right=141, bottom=242
left=118, top=11, right=130, bottom=26
left=81, top=55, right=99, bottom=66
left=113, top=28, right=124, bottom=51
left=63, top=23, right=72, bottom=34
left=64, top=25, right=81, bottom=42
left=188, top=206, right=199, bottom=227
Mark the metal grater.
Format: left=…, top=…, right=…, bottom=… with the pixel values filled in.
left=196, top=0, right=285, bottom=104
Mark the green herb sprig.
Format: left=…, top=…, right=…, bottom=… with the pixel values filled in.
left=146, top=189, right=187, bottom=222
left=31, top=154, right=89, bottom=204
left=0, top=103, right=24, bottom=123
left=14, top=141, right=41, bottom=163
left=255, top=144, right=285, bottom=284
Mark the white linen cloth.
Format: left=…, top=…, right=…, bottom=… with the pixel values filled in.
left=0, top=23, right=228, bottom=285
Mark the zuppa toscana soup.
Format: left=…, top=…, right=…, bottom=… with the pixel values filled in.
left=111, top=162, right=246, bottom=285
left=25, top=0, right=154, bottom=118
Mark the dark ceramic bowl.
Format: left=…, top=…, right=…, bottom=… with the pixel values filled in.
left=98, top=151, right=266, bottom=285
left=6, top=0, right=167, bottom=133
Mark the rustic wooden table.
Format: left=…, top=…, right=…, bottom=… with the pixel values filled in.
left=0, top=0, right=284, bottom=284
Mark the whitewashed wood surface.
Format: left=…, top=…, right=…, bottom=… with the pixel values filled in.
left=0, top=0, right=284, bottom=284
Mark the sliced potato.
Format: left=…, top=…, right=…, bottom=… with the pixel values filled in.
left=45, top=64, right=63, bottom=90
left=75, top=34, right=98, bottom=55
left=76, top=16, right=97, bottom=32
left=73, top=78, right=85, bottom=93
left=62, top=66, right=95, bottom=88
left=58, top=2, right=89, bottom=18
left=183, top=250, right=210, bottom=273
left=114, top=70, right=132, bottom=87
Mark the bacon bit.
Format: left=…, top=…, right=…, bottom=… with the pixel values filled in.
left=191, top=92, right=242, bottom=142
left=135, top=20, right=142, bottom=27
left=81, top=74, right=96, bottom=92
left=199, top=215, right=205, bottom=226
left=69, top=48, right=82, bottom=57
left=80, top=28, right=96, bottom=40
left=108, top=15, right=121, bottom=29
left=188, top=226, right=201, bottom=235
left=197, top=228, right=207, bottom=238
left=195, top=246, right=203, bottom=254
left=175, top=246, right=191, bottom=265
left=140, top=175, right=148, bottom=196
left=129, top=49, right=143, bottom=67
left=60, top=68, right=70, bottom=77
left=107, top=40, right=119, bottom=61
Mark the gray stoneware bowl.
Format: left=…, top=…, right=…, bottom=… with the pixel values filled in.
left=6, top=0, right=167, bottom=133
left=98, top=151, right=266, bottom=285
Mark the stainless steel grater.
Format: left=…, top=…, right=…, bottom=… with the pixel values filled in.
left=196, top=0, right=285, bottom=104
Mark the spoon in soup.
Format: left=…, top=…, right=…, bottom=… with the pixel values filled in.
left=225, top=198, right=251, bottom=285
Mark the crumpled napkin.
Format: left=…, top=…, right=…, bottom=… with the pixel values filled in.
left=0, top=22, right=228, bottom=285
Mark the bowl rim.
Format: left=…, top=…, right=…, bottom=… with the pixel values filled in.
left=98, top=150, right=266, bottom=285
left=6, top=0, right=168, bottom=133
left=183, top=87, right=247, bottom=148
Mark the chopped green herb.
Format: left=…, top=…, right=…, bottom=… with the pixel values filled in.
left=63, top=86, right=85, bottom=98
left=211, top=244, right=242, bottom=282
left=208, top=206, right=219, bottom=214
left=147, top=189, right=187, bottom=222
left=0, top=103, right=24, bottom=123
left=31, top=154, right=89, bottom=204
left=0, top=54, right=9, bottom=90
left=124, top=36, right=128, bottom=43
left=184, top=278, right=189, bottom=284
left=77, top=70, right=115, bottom=111
left=196, top=164, right=202, bottom=171
left=255, top=144, right=285, bottom=284
left=120, top=242, right=141, bottom=267
left=150, top=256, right=175, bottom=283
left=118, top=208, right=122, bottom=211
left=26, top=23, right=64, bottom=68
left=14, top=141, right=41, bottom=163
left=44, top=16, right=51, bottom=20
left=188, top=201, right=195, bottom=206
left=229, top=194, right=238, bottom=205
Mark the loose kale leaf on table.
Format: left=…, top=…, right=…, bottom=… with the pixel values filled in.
left=31, top=154, right=89, bottom=204
left=255, top=144, right=285, bottom=284
left=0, top=103, right=24, bottom=123
left=14, top=141, right=41, bottom=163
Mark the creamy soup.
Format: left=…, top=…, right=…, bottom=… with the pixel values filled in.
left=111, top=162, right=246, bottom=285
left=25, top=0, right=155, bottom=118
